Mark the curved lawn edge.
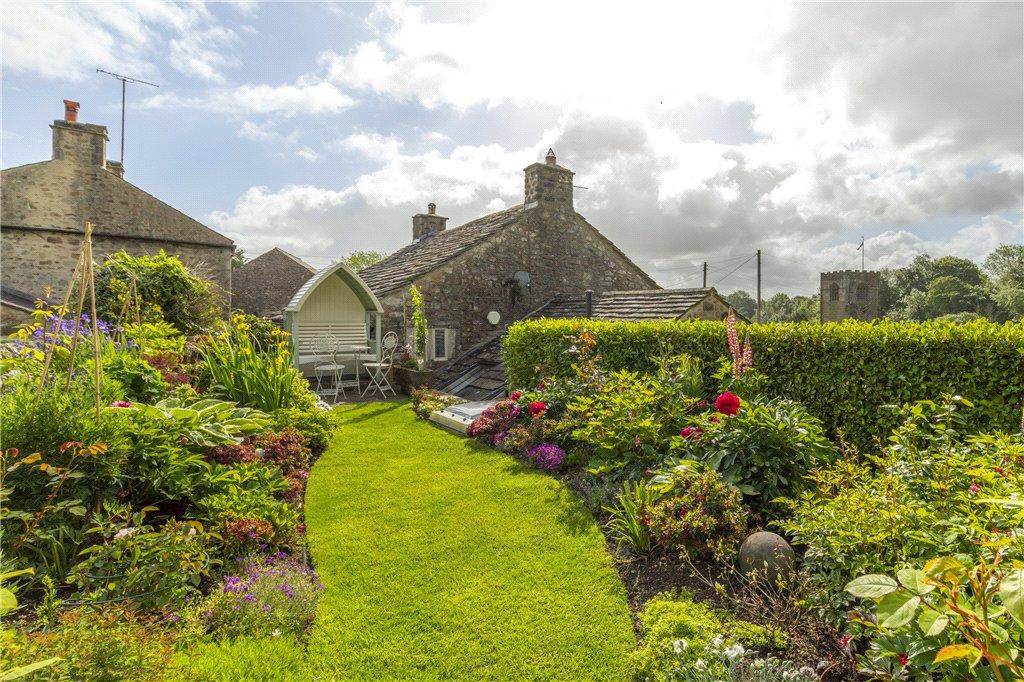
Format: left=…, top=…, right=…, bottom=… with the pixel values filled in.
left=303, top=401, right=635, bottom=680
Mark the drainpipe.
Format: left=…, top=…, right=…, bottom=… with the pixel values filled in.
left=585, top=289, right=593, bottom=318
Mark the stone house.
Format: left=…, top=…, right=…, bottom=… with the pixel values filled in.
left=819, top=270, right=881, bottom=322
left=358, top=149, right=657, bottom=365
left=232, top=247, right=317, bottom=319
left=0, top=100, right=234, bottom=328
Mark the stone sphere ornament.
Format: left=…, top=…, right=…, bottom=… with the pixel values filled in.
left=738, top=531, right=795, bottom=589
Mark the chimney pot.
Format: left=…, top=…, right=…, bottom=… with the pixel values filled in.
left=545, top=148, right=556, bottom=165
left=427, top=202, right=436, bottom=215
left=64, top=99, right=80, bottom=123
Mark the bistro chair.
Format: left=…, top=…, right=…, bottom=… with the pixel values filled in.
left=361, top=331, right=398, bottom=398
left=312, top=335, right=347, bottom=401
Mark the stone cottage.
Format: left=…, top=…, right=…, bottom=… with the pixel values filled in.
left=358, top=149, right=658, bottom=364
left=232, top=248, right=317, bottom=319
left=0, top=100, right=234, bottom=327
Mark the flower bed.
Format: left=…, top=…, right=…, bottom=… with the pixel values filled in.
left=0, top=266, right=339, bottom=680
left=465, top=310, right=1024, bottom=679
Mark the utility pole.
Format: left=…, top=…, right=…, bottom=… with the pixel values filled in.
left=702, top=261, right=708, bottom=288
left=96, top=69, right=159, bottom=164
left=756, top=249, right=762, bottom=324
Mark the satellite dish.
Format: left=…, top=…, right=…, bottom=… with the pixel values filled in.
left=486, top=311, right=501, bottom=325
left=513, top=271, right=531, bottom=288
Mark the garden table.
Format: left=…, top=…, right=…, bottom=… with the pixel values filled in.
left=334, top=345, right=370, bottom=393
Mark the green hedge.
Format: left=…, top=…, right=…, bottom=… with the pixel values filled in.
left=503, top=319, right=1024, bottom=450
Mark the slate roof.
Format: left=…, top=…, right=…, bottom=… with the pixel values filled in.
left=358, top=204, right=525, bottom=295
left=435, top=288, right=727, bottom=400
left=539, top=288, right=718, bottom=320
left=1, top=285, right=40, bottom=312
left=232, top=248, right=317, bottom=318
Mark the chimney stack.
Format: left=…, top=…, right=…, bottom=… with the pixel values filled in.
left=412, top=202, right=448, bottom=241
left=52, top=100, right=109, bottom=168
left=584, top=289, right=594, bottom=318
left=64, top=99, right=80, bottom=122
left=524, top=148, right=574, bottom=215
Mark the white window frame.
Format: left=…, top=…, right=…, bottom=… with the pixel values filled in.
left=429, top=327, right=454, bottom=362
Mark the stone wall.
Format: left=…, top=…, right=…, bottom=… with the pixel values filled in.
left=820, top=270, right=882, bottom=322
left=1, top=228, right=233, bottom=304
left=378, top=208, right=656, bottom=362
left=1, top=118, right=233, bottom=305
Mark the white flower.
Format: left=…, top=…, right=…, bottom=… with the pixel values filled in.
left=271, top=628, right=281, bottom=637
left=113, top=527, right=137, bottom=541
left=723, top=644, right=746, bottom=661
left=672, top=639, right=688, bottom=654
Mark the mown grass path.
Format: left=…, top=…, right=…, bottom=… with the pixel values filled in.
left=302, top=401, right=635, bottom=680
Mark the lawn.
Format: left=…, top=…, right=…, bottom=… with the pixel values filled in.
left=176, top=401, right=635, bottom=680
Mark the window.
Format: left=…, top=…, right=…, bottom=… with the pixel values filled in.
left=856, top=284, right=869, bottom=301
left=430, top=328, right=453, bottom=362
left=829, top=282, right=840, bottom=302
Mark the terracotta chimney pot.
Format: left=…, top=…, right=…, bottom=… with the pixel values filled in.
left=64, top=100, right=80, bottom=122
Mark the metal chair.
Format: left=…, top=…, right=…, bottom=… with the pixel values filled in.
left=361, top=331, right=398, bottom=398
left=312, top=335, right=347, bottom=401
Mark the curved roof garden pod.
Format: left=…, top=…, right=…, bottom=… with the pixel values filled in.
left=284, top=261, right=384, bottom=372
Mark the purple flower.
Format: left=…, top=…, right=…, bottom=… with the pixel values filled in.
left=262, top=604, right=272, bottom=613
left=524, top=443, right=566, bottom=471
left=243, top=593, right=256, bottom=602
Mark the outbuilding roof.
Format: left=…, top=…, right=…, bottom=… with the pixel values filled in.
left=285, top=260, right=383, bottom=313
left=538, top=288, right=723, bottom=320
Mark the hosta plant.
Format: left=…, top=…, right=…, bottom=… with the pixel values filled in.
left=845, top=546, right=1024, bottom=681
left=129, top=396, right=270, bottom=447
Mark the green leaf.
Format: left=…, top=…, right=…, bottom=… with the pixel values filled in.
left=880, top=593, right=921, bottom=629
left=897, top=568, right=935, bottom=595
left=924, top=556, right=965, bottom=583
left=917, top=609, right=949, bottom=637
left=846, top=574, right=900, bottom=599
left=999, top=569, right=1024, bottom=628
left=1, top=657, right=64, bottom=680
left=0, top=587, right=17, bottom=614
left=934, top=644, right=981, bottom=665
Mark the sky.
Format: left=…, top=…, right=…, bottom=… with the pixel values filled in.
left=2, top=1, right=1022, bottom=295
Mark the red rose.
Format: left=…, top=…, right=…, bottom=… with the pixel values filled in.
left=510, top=391, right=523, bottom=401
left=898, top=652, right=909, bottom=666
left=529, top=401, right=548, bottom=418
left=714, top=391, right=741, bottom=416
left=680, top=426, right=702, bottom=440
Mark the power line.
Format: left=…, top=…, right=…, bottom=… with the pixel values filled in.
left=710, top=253, right=756, bottom=288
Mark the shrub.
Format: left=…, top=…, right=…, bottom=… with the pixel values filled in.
left=644, top=465, right=749, bottom=560
left=778, top=396, right=1024, bottom=622
left=195, top=554, right=323, bottom=640
left=670, top=397, right=837, bottom=514
left=630, top=590, right=784, bottom=680
left=67, top=505, right=214, bottom=609
left=467, top=399, right=523, bottom=444
left=270, top=407, right=341, bottom=455
left=247, top=428, right=311, bottom=475
left=103, top=352, right=169, bottom=402
left=503, top=318, right=1024, bottom=450
left=845, top=549, right=1024, bottom=680
left=198, top=488, right=299, bottom=549
left=208, top=442, right=261, bottom=466
left=94, top=250, right=222, bottom=334
left=123, top=320, right=186, bottom=356
left=1, top=606, right=176, bottom=681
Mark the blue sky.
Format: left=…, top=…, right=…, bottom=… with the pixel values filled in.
left=3, top=1, right=1022, bottom=294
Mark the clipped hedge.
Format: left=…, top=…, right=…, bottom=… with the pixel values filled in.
left=503, top=319, right=1024, bottom=450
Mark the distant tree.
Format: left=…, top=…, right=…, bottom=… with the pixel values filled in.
left=761, top=293, right=819, bottom=322
left=723, top=290, right=757, bottom=320
left=930, top=255, right=985, bottom=286
left=344, top=250, right=384, bottom=272
left=985, top=244, right=1024, bottom=286
left=985, top=244, right=1024, bottom=320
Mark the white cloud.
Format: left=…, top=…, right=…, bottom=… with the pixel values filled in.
left=1, top=1, right=240, bottom=82
left=340, top=132, right=403, bottom=159
left=142, top=79, right=354, bottom=118
left=296, top=146, right=319, bottom=161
